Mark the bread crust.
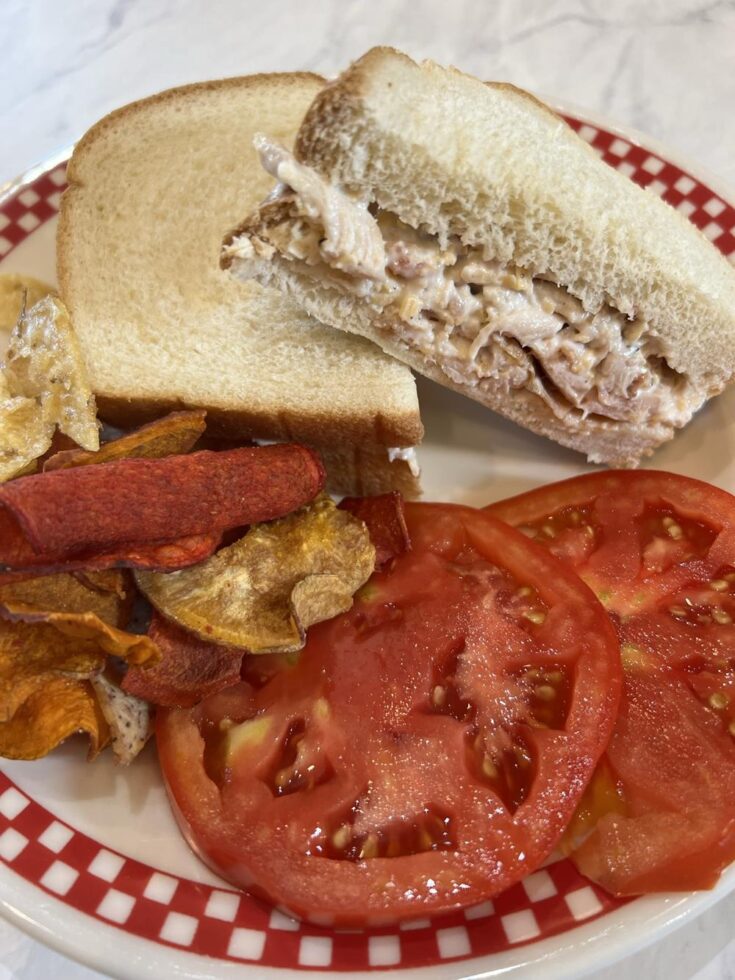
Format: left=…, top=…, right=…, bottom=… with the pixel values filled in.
left=57, top=73, right=424, bottom=471
left=292, top=47, right=735, bottom=392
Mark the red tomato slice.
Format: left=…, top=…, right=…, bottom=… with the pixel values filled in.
left=156, top=503, right=620, bottom=926
left=488, top=471, right=735, bottom=895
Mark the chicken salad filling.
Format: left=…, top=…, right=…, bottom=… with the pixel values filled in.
left=237, top=137, right=702, bottom=429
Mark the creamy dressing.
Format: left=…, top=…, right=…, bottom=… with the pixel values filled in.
left=247, top=137, right=702, bottom=429
left=387, top=446, right=420, bottom=477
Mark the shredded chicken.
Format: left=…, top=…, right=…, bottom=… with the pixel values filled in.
left=255, top=135, right=386, bottom=281
left=249, top=137, right=702, bottom=428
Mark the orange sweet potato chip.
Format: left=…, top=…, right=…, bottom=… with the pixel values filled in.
left=0, top=677, right=109, bottom=761
left=0, top=567, right=158, bottom=725
left=0, top=570, right=128, bottom=626
left=0, top=603, right=158, bottom=664
left=44, top=410, right=207, bottom=471
left=0, top=619, right=108, bottom=721
left=136, top=495, right=375, bottom=653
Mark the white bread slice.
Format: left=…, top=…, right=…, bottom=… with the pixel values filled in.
left=224, top=49, right=735, bottom=467
left=57, top=74, right=422, bottom=494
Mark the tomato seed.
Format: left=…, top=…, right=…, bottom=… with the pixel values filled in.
left=541, top=525, right=556, bottom=538
left=713, top=609, right=732, bottom=625
left=359, top=834, right=379, bottom=860
left=516, top=586, right=533, bottom=597
left=710, top=579, right=728, bottom=592
left=669, top=606, right=687, bottom=618
left=535, top=684, right=556, bottom=701
left=432, top=685, right=447, bottom=706
left=666, top=523, right=684, bottom=540
left=523, top=610, right=546, bottom=625
left=709, top=692, right=729, bottom=710
left=729, top=720, right=735, bottom=737
left=332, top=825, right=350, bottom=849
left=482, top=755, right=498, bottom=778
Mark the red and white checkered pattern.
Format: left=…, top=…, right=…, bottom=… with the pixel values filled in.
left=0, top=771, right=620, bottom=970
left=565, top=116, right=735, bottom=261
left=1, top=114, right=733, bottom=971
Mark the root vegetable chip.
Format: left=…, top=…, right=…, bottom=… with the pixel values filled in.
left=0, top=602, right=157, bottom=666
left=5, top=296, right=99, bottom=451
left=338, top=492, right=411, bottom=569
left=136, top=495, right=375, bottom=653
left=0, top=393, right=54, bottom=483
left=90, top=673, right=151, bottom=764
left=44, top=409, right=207, bottom=472
left=0, top=570, right=128, bottom=626
left=0, top=444, right=324, bottom=570
left=0, top=274, right=54, bottom=349
left=0, top=619, right=109, bottom=721
left=0, top=532, right=223, bottom=579
left=0, top=296, right=98, bottom=482
left=0, top=566, right=158, bottom=723
left=0, top=677, right=108, bottom=761
left=122, top=612, right=243, bottom=708
left=73, top=568, right=130, bottom=602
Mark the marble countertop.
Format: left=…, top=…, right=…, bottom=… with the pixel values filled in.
left=2, top=0, right=735, bottom=977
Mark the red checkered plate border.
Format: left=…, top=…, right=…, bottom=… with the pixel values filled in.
left=1, top=107, right=735, bottom=980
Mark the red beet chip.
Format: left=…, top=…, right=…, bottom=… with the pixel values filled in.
left=338, top=491, right=411, bottom=570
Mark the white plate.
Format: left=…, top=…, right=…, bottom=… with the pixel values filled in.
left=0, top=105, right=734, bottom=980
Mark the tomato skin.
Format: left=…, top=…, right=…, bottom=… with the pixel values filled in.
left=157, top=503, right=620, bottom=926
left=488, top=470, right=735, bottom=896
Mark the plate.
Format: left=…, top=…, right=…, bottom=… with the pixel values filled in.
left=1, top=106, right=735, bottom=980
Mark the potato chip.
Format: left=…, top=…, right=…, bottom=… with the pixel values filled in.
left=0, top=677, right=108, bottom=761
left=136, top=495, right=375, bottom=653
left=0, top=390, right=51, bottom=483
left=5, top=295, right=99, bottom=452
left=44, top=410, right=207, bottom=472
left=90, top=673, right=151, bottom=765
left=0, top=296, right=99, bottom=482
left=0, top=274, right=54, bottom=350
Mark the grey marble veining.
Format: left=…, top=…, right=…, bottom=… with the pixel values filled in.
left=3, top=0, right=735, bottom=182
left=1, top=1, right=735, bottom=977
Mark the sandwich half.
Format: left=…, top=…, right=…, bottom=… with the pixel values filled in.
left=57, top=74, right=422, bottom=495
left=222, top=48, right=735, bottom=466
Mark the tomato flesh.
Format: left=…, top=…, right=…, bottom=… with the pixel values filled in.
left=157, top=503, right=620, bottom=925
left=489, top=471, right=735, bottom=895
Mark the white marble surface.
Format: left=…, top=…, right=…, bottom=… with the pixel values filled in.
left=2, top=0, right=735, bottom=977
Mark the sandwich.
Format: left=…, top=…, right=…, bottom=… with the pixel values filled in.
left=56, top=74, right=422, bottom=495
left=222, top=48, right=735, bottom=467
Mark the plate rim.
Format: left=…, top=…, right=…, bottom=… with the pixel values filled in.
left=1, top=101, right=735, bottom=979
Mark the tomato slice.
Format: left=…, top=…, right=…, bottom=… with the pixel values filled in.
left=157, top=503, right=620, bottom=925
left=488, top=471, right=735, bottom=895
